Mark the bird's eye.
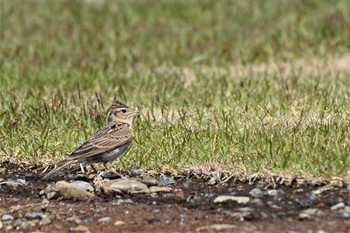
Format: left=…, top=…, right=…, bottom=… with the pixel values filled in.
left=121, top=109, right=127, bottom=113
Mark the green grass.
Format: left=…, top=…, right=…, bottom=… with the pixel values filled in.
left=1, top=0, right=350, bottom=179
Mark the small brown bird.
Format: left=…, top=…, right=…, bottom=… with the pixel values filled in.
left=42, top=100, right=140, bottom=179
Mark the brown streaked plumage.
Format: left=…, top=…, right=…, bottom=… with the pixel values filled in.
left=42, top=100, right=140, bottom=179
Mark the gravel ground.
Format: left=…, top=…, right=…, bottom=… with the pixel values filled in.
left=1, top=162, right=350, bottom=233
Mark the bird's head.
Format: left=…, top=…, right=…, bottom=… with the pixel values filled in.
left=108, top=100, right=141, bottom=125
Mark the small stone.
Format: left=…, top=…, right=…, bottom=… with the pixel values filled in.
left=56, top=181, right=95, bottom=201
left=25, top=212, right=45, bottom=220
left=1, top=179, right=25, bottom=187
left=13, top=218, right=26, bottom=229
left=130, top=168, right=143, bottom=175
left=2, top=214, right=14, bottom=221
left=149, top=186, right=172, bottom=193
left=70, top=181, right=94, bottom=193
left=41, top=198, right=50, bottom=204
left=112, top=199, right=133, bottom=205
left=10, top=205, right=22, bottom=211
left=207, top=177, right=218, bottom=185
left=73, top=225, right=90, bottom=233
left=298, top=213, right=311, bottom=220
left=267, top=189, right=278, bottom=196
left=15, top=179, right=26, bottom=185
left=46, top=191, right=58, bottom=200
left=98, top=217, right=112, bottom=223
left=338, top=206, right=350, bottom=218
left=114, top=220, right=125, bottom=226
left=213, top=196, right=250, bottom=204
left=103, top=179, right=149, bottom=195
left=196, top=224, right=236, bottom=232
left=249, top=188, right=263, bottom=198
left=39, top=190, right=45, bottom=196
left=158, top=176, right=176, bottom=185
left=331, top=202, right=345, bottom=211
left=0, top=221, right=3, bottom=229
left=300, top=208, right=324, bottom=218
left=251, top=198, right=264, bottom=206
left=40, top=217, right=51, bottom=225
left=315, top=230, right=328, bottom=233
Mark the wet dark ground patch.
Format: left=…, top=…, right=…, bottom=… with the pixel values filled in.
left=0, top=162, right=349, bottom=233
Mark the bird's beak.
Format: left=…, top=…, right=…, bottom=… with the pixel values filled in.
left=131, top=108, right=142, bottom=117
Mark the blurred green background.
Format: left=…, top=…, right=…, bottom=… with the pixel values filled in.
left=1, top=0, right=350, bottom=178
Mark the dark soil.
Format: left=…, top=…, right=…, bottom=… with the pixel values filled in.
left=0, top=162, right=350, bottom=233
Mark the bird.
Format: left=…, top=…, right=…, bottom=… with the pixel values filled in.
left=42, top=100, right=140, bottom=180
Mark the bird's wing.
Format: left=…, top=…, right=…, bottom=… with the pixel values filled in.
left=67, top=123, right=133, bottom=160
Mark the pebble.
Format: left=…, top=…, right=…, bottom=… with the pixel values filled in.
left=196, top=224, right=236, bottom=232
left=330, top=202, right=345, bottom=211
left=70, top=181, right=94, bottom=192
left=10, top=205, right=22, bottom=211
left=2, top=214, right=14, bottom=221
left=130, top=168, right=143, bottom=175
left=0, top=221, right=3, bottom=229
left=249, top=188, right=264, bottom=198
left=267, top=189, right=278, bottom=196
left=213, top=196, right=250, bottom=204
left=72, top=225, right=91, bottom=233
left=98, top=217, right=112, bottom=223
left=149, top=186, right=172, bottom=193
left=338, top=206, right=350, bottom=218
left=158, top=176, right=176, bottom=185
left=299, top=208, right=324, bottom=219
left=103, top=179, right=149, bottom=195
left=112, top=199, right=133, bottom=205
left=13, top=218, right=26, bottom=229
left=40, top=217, right=51, bottom=225
left=56, top=181, right=95, bottom=201
left=114, top=220, right=125, bottom=226
left=25, top=212, right=45, bottom=220
left=0, top=179, right=26, bottom=187
left=207, top=177, right=218, bottom=185
left=251, top=198, right=264, bottom=206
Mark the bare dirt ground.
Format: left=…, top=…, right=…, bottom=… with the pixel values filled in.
left=1, top=162, right=350, bottom=233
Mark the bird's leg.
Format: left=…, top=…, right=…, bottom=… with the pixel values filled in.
left=79, top=164, right=85, bottom=173
left=103, top=162, right=124, bottom=177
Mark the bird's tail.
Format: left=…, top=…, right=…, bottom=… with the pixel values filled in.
left=42, top=160, right=77, bottom=180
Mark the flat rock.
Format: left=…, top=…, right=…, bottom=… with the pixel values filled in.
left=25, top=212, right=45, bottom=220
left=299, top=208, right=324, bottom=219
left=98, top=217, right=112, bottom=223
left=56, top=181, right=95, bottom=201
left=114, top=220, right=125, bottom=226
left=73, top=225, right=91, bottom=233
left=331, top=202, right=345, bottom=211
left=158, top=176, right=176, bottom=185
left=149, top=186, right=172, bottom=193
left=103, top=179, right=149, bottom=195
left=196, top=224, right=236, bottom=232
left=214, top=196, right=250, bottom=204
left=2, top=214, right=14, bottom=221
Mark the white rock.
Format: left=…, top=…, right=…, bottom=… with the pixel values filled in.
left=103, top=180, right=149, bottom=195
left=98, top=217, right=112, bottom=223
left=331, top=202, right=345, bottom=211
left=114, top=220, right=125, bottom=226
left=213, top=196, right=250, bottom=204
left=249, top=188, right=263, bottom=198
left=196, top=224, right=236, bottom=232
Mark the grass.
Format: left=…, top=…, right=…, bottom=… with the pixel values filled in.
left=1, top=0, right=350, bottom=179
